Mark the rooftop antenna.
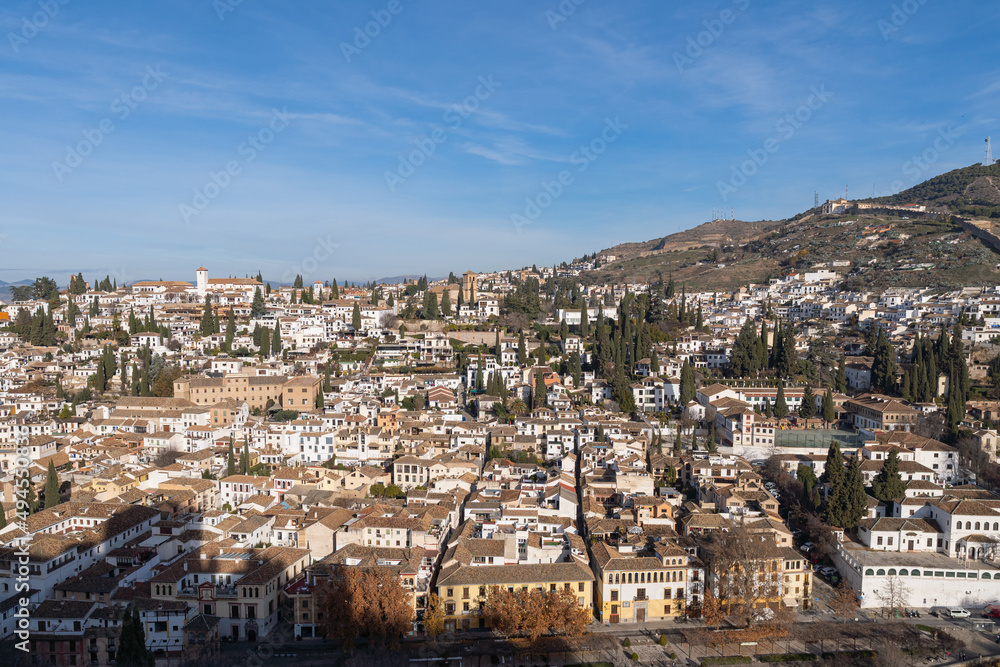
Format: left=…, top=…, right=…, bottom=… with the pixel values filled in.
left=986, top=137, right=995, bottom=166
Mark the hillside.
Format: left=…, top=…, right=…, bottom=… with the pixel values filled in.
left=579, top=163, right=1000, bottom=292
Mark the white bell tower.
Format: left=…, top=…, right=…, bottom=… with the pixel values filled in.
left=196, top=266, right=208, bottom=296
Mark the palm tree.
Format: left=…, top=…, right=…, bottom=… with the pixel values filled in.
left=508, top=398, right=528, bottom=417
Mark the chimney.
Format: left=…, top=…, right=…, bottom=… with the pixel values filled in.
left=183, top=562, right=188, bottom=571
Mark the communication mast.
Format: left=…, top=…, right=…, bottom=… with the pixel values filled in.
left=986, top=137, right=995, bottom=166
left=814, top=191, right=819, bottom=208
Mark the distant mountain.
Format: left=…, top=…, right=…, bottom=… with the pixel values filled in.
left=576, top=162, right=1000, bottom=292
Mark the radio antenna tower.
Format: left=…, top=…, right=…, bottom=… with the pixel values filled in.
left=987, top=137, right=995, bottom=166
left=814, top=191, right=819, bottom=208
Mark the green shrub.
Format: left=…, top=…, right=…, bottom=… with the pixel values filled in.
left=631, top=653, right=639, bottom=661
left=623, top=638, right=631, bottom=648
left=700, top=658, right=753, bottom=667
left=659, top=635, right=668, bottom=646
left=756, top=653, right=817, bottom=663
left=669, top=653, right=677, bottom=660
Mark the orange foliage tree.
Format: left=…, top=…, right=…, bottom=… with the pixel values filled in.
left=481, top=586, right=589, bottom=642
left=319, top=566, right=413, bottom=649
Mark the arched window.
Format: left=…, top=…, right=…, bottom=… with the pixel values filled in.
left=659, top=572, right=664, bottom=582
left=888, top=569, right=896, bottom=576
left=640, top=572, right=645, bottom=584
left=615, top=573, right=620, bottom=584
left=984, top=573, right=992, bottom=580
left=956, top=521, right=963, bottom=530
left=255, top=587, right=259, bottom=597
left=876, top=569, right=886, bottom=576
left=628, top=573, right=632, bottom=584
left=911, top=570, right=920, bottom=577
left=976, top=522, right=982, bottom=531
left=899, top=569, right=908, bottom=576
left=608, top=574, right=613, bottom=584
left=865, top=569, right=874, bottom=576
left=993, top=523, right=998, bottom=531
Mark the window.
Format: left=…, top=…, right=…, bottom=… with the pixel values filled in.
left=664, top=588, right=672, bottom=599
left=578, top=582, right=585, bottom=592
left=231, top=605, right=240, bottom=619
left=462, top=587, right=469, bottom=599
left=446, top=588, right=453, bottom=598
left=637, top=588, right=646, bottom=600
left=610, top=590, right=618, bottom=602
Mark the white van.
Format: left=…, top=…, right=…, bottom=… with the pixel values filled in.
left=947, top=608, right=971, bottom=619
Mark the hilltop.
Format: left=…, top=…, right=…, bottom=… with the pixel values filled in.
left=578, top=163, right=1000, bottom=292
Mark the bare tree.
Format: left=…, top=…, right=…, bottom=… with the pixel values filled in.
left=874, top=574, right=911, bottom=620
left=830, top=582, right=860, bottom=624
left=702, top=524, right=780, bottom=627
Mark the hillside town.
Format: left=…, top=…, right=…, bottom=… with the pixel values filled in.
left=5, top=262, right=1000, bottom=665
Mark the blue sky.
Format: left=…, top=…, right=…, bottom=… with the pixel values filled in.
left=0, top=0, right=998, bottom=285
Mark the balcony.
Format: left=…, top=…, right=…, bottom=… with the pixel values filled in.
left=634, top=595, right=648, bottom=602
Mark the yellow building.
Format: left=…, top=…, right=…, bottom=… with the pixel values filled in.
left=591, top=539, right=693, bottom=624
left=435, top=561, right=594, bottom=633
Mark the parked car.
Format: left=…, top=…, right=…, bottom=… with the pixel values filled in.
left=801, top=542, right=814, bottom=552
left=948, top=608, right=971, bottom=619
left=984, top=604, right=1000, bottom=619
left=820, top=567, right=838, bottom=578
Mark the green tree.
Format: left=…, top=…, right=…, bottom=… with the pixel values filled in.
left=240, top=437, right=250, bottom=475
left=331, top=278, right=339, bottom=299
left=533, top=370, right=546, bottom=409
left=227, top=439, right=237, bottom=477
left=271, top=324, right=282, bottom=354
left=251, top=286, right=266, bottom=318
left=580, top=302, right=589, bottom=338
left=824, top=441, right=848, bottom=526
left=822, top=387, right=836, bottom=426
left=223, top=307, right=236, bottom=352
left=117, top=606, right=153, bottom=667
left=441, top=288, right=452, bottom=316
left=679, top=359, right=696, bottom=405
left=835, top=355, right=847, bottom=393
left=517, top=331, right=527, bottom=366
left=199, top=295, right=215, bottom=337
left=773, top=381, right=788, bottom=420
left=799, top=385, right=816, bottom=419
left=871, top=449, right=907, bottom=503
left=352, top=302, right=362, bottom=331
left=44, top=459, right=60, bottom=509
left=842, top=455, right=869, bottom=530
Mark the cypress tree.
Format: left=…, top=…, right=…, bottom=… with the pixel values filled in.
left=224, top=307, right=235, bottom=352
left=440, top=288, right=451, bottom=316
left=580, top=302, right=589, bottom=337
left=680, top=360, right=695, bottom=405
left=773, top=381, right=788, bottom=420
left=843, top=455, right=868, bottom=529
left=673, top=427, right=682, bottom=456
left=799, top=385, right=816, bottom=419
left=240, top=437, right=250, bottom=475
left=200, top=296, right=215, bottom=337
left=352, top=302, right=362, bottom=331
left=227, top=439, right=236, bottom=477
left=44, top=460, right=60, bottom=509
left=534, top=370, right=547, bottom=409
left=871, top=450, right=907, bottom=502
left=271, top=324, right=282, bottom=354
left=822, top=387, right=836, bottom=425
left=824, top=442, right=847, bottom=527
left=517, top=331, right=527, bottom=366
